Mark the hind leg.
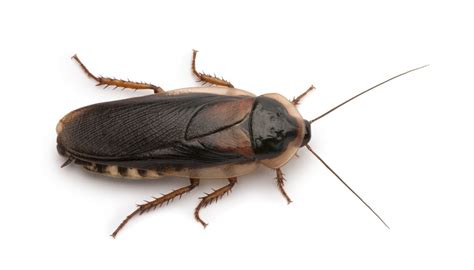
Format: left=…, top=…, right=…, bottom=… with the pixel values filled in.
left=111, top=178, right=199, bottom=238
left=72, top=54, right=164, bottom=93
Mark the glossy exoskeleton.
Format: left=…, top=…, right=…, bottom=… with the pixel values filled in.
left=57, top=50, right=426, bottom=237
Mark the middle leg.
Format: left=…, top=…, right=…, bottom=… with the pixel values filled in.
left=191, top=50, right=234, bottom=88
left=194, top=177, right=237, bottom=228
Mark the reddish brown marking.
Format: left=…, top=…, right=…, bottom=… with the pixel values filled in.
left=197, top=97, right=254, bottom=123
left=199, top=126, right=255, bottom=159
left=192, top=50, right=234, bottom=88
left=194, top=177, right=237, bottom=228
left=186, top=97, right=255, bottom=139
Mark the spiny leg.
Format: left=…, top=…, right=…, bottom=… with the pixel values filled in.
left=194, top=177, right=237, bottom=228
left=72, top=54, right=164, bottom=93
left=192, top=50, right=234, bottom=88
left=276, top=168, right=292, bottom=204
left=111, top=178, right=199, bottom=238
left=292, top=85, right=315, bottom=105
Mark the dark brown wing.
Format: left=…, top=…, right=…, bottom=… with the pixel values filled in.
left=57, top=93, right=256, bottom=169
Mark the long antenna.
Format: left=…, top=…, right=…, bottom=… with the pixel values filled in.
left=306, top=145, right=390, bottom=229
left=310, top=65, right=429, bottom=123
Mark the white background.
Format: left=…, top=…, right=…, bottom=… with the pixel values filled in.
left=1, top=0, right=473, bottom=269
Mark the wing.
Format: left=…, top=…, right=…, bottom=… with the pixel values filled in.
left=57, top=92, right=257, bottom=170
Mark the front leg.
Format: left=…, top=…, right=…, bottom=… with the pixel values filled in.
left=276, top=168, right=292, bottom=204
left=292, top=85, right=315, bottom=105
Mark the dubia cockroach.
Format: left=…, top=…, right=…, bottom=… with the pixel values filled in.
left=56, top=50, right=427, bottom=237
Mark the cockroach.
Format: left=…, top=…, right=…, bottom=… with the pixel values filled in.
left=56, top=50, right=427, bottom=237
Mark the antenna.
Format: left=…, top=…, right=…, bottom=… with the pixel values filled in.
left=310, top=65, right=429, bottom=123
left=306, top=145, right=390, bottom=229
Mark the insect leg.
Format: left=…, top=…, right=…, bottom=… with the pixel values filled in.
left=276, top=168, right=292, bottom=204
left=111, top=178, right=199, bottom=238
left=191, top=50, right=234, bottom=88
left=71, top=54, right=164, bottom=93
left=194, top=177, right=237, bottom=228
left=292, top=85, right=315, bottom=105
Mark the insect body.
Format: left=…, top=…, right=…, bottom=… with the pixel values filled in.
left=57, top=50, right=426, bottom=237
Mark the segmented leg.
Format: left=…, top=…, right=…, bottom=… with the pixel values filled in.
left=194, top=177, right=237, bottom=228
left=72, top=54, right=164, bottom=93
left=192, top=50, right=234, bottom=88
left=292, top=85, right=315, bottom=105
left=276, top=168, right=292, bottom=204
left=111, top=178, right=199, bottom=238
